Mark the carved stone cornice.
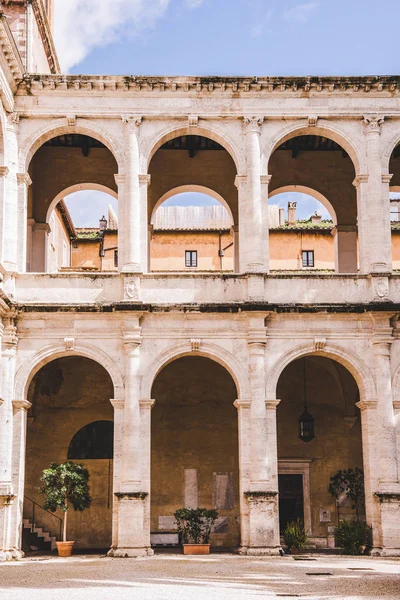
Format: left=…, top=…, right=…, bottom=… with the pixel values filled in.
left=352, top=174, right=369, bottom=188
left=356, top=400, right=378, bottom=412
left=139, top=399, right=155, bottom=410
left=260, top=175, right=272, bottom=185
left=363, top=115, right=385, bottom=134
left=0, top=166, right=9, bottom=178
left=234, top=175, right=247, bottom=189
left=114, top=174, right=125, bottom=186
left=382, top=174, right=393, bottom=184
left=138, top=174, right=151, bottom=187
left=265, top=399, right=281, bottom=410
left=233, top=399, right=252, bottom=410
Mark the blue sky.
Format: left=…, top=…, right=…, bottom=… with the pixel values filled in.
left=57, top=0, right=397, bottom=226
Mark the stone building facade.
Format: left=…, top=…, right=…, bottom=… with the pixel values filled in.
left=0, top=0, right=400, bottom=560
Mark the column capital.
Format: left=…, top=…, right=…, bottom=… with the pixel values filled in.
left=233, top=398, right=251, bottom=410
left=356, top=399, right=378, bottom=412
left=2, top=318, right=18, bottom=349
left=234, top=174, right=247, bottom=189
left=12, top=400, right=32, bottom=412
left=0, top=166, right=9, bottom=178
left=138, top=174, right=151, bottom=187
left=260, top=174, right=272, bottom=185
left=114, top=173, right=125, bottom=186
left=122, top=115, right=142, bottom=129
left=265, top=399, right=281, bottom=410
left=352, top=174, right=369, bottom=188
left=110, top=398, right=125, bottom=410
left=382, top=173, right=393, bottom=184
left=16, top=173, right=32, bottom=186
left=363, top=114, right=385, bottom=134
left=371, top=334, right=393, bottom=353
left=33, top=222, right=51, bottom=233
left=243, top=116, right=264, bottom=133
left=139, top=399, right=155, bottom=410
left=123, top=330, right=142, bottom=354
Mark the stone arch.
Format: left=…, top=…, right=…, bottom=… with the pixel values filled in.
left=266, top=341, right=375, bottom=403
left=264, top=120, right=363, bottom=175
left=150, top=184, right=234, bottom=224
left=141, top=341, right=249, bottom=400
left=269, top=184, right=337, bottom=225
left=21, top=119, right=123, bottom=172
left=382, top=131, right=400, bottom=173
left=45, top=183, right=118, bottom=223
left=15, top=341, right=124, bottom=401
left=143, top=123, right=243, bottom=174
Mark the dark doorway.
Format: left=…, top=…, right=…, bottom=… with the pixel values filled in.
left=278, top=474, right=304, bottom=533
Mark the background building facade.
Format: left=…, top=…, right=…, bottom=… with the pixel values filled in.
left=0, top=0, right=400, bottom=559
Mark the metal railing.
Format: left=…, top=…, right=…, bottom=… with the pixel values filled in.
left=24, top=496, right=63, bottom=541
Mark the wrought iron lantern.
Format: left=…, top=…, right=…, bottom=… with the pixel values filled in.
left=298, top=357, right=315, bottom=442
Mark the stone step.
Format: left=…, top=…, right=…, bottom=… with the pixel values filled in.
left=23, top=519, right=58, bottom=550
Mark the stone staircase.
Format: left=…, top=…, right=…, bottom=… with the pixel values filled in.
left=22, top=518, right=57, bottom=551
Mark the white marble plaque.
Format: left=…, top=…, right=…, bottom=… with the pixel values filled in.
left=213, top=472, right=234, bottom=509
left=184, top=469, right=198, bottom=509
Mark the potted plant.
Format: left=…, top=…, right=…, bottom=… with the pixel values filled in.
left=283, top=519, right=308, bottom=554
left=39, top=461, right=91, bottom=557
left=334, top=519, right=372, bottom=555
left=174, top=508, right=218, bottom=554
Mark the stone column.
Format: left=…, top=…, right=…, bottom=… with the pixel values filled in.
left=16, top=173, right=32, bottom=273
left=245, top=318, right=280, bottom=555
left=109, top=398, right=124, bottom=552
left=109, top=328, right=151, bottom=557
left=9, top=400, right=31, bottom=558
left=332, top=225, right=358, bottom=273
left=261, top=175, right=271, bottom=273
left=139, top=175, right=151, bottom=274
left=31, top=223, right=50, bottom=272
left=240, top=117, right=265, bottom=272
left=0, top=167, right=9, bottom=267
left=121, top=116, right=142, bottom=273
left=234, top=399, right=251, bottom=552
left=362, top=116, right=392, bottom=273
left=140, top=398, right=155, bottom=555
left=3, top=114, right=19, bottom=272
left=114, top=175, right=125, bottom=271
left=358, top=332, right=400, bottom=555
left=353, top=174, right=370, bottom=274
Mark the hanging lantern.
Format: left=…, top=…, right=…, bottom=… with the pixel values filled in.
left=298, top=358, right=315, bottom=442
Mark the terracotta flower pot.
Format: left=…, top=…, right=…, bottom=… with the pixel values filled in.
left=56, top=541, right=74, bottom=557
left=290, top=546, right=301, bottom=555
left=183, top=544, right=210, bottom=555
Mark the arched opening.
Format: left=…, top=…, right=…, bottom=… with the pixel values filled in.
left=268, top=134, right=358, bottom=273
left=276, top=355, right=364, bottom=548
left=150, top=356, right=240, bottom=550
left=389, top=140, right=400, bottom=269
left=27, top=133, right=118, bottom=272
left=150, top=189, right=234, bottom=272
left=24, top=356, right=114, bottom=551
left=269, top=189, right=336, bottom=271
left=45, top=187, right=119, bottom=273
left=148, top=135, right=238, bottom=272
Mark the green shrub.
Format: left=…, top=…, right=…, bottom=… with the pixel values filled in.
left=283, top=519, right=308, bottom=551
left=174, top=508, right=218, bottom=544
left=334, top=519, right=372, bottom=555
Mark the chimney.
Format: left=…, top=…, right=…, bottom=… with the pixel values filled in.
left=279, top=208, right=285, bottom=226
left=311, top=211, right=322, bottom=224
left=288, top=202, right=297, bottom=225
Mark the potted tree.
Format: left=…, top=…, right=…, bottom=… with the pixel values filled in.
left=174, top=508, right=218, bottom=555
left=39, top=461, right=91, bottom=557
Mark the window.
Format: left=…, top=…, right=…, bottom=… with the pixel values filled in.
left=114, top=250, right=118, bottom=267
left=185, top=250, right=198, bottom=268
left=302, top=250, right=314, bottom=268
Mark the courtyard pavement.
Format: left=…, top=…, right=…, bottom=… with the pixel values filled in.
left=0, top=553, right=399, bottom=600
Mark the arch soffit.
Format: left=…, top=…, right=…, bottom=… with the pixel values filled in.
left=141, top=341, right=249, bottom=400
left=266, top=341, right=375, bottom=403
left=143, top=123, right=243, bottom=174
left=46, top=183, right=118, bottom=223
left=15, top=341, right=124, bottom=401
left=21, top=120, right=122, bottom=173
left=150, top=185, right=235, bottom=224
left=269, top=185, right=337, bottom=225
left=264, top=121, right=363, bottom=175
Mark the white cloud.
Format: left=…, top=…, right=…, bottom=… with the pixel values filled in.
left=283, top=2, right=319, bottom=23
left=251, top=8, right=275, bottom=38
left=184, top=0, right=204, bottom=7
left=54, top=0, right=170, bottom=72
